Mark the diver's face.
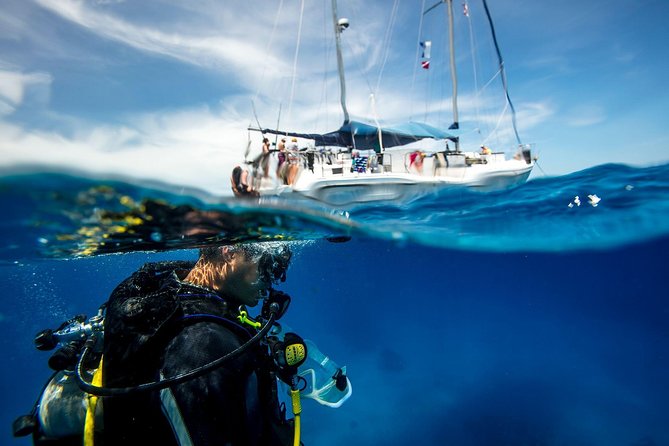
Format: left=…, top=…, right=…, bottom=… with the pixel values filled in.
left=219, top=255, right=266, bottom=307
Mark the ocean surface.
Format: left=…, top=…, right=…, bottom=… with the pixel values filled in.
left=1, top=162, right=668, bottom=445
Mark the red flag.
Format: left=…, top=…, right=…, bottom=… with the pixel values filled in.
left=421, top=60, right=430, bottom=69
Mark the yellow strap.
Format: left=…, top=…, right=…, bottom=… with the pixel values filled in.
left=293, top=413, right=301, bottom=446
left=84, top=356, right=104, bottom=446
left=290, top=389, right=301, bottom=446
left=237, top=310, right=262, bottom=329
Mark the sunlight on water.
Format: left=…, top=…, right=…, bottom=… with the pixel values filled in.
left=1, top=162, right=668, bottom=261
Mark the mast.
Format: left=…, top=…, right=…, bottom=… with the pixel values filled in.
left=332, top=0, right=350, bottom=124
left=426, top=0, right=459, bottom=146
left=445, top=0, right=460, bottom=148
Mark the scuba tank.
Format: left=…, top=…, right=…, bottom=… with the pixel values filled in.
left=13, top=307, right=105, bottom=444
left=36, top=371, right=103, bottom=439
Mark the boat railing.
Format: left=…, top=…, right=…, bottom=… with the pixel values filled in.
left=304, top=149, right=394, bottom=176
left=400, top=150, right=469, bottom=177
left=253, top=147, right=503, bottom=180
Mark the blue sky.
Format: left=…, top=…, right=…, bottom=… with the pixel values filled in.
left=1, top=0, right=668, bottom=194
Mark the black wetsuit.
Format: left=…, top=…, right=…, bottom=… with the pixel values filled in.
left=102, top=261, right=291, bottom=446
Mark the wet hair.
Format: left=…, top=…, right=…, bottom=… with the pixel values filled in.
left=198, top=243, right=291, bottom=286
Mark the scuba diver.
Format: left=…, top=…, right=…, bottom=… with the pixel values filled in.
left=14, top=243, right=351, bottom=445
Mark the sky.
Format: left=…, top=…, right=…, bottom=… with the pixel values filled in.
left=1, top=0, right=668, bottom=195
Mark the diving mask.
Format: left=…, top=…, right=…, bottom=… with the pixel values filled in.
left=256, top=245, right=291, bottom=286
left=268, top=324, right=352, bottom=409
left=297, top=339, right=352, bottom=408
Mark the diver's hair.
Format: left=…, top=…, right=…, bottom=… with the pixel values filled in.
left=186, top=243, right=292, bottom=288
left=197, top=246, right=240, bottom=263
left=184, top=248, right=231, bottom=289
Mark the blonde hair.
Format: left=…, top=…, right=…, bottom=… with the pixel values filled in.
left=184, top=243, right=292, bottom=290
left=183, top=246, right=241, bottom=289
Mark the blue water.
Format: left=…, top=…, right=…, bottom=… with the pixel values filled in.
left=1, top=163, right=668, bottom=445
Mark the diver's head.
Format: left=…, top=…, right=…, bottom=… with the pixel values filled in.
left=190, top=243, right=292, bottom=307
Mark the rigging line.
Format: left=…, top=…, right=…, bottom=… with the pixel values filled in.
left=444, top=0, right=459, bottom=128
left=481, top=0, right=521, bottom=145
left=436, top=7, right=449, bottom=127
left=424, top=64, right=432, bottom=122
left=251, top=100, right=263, bottom=134
left=344, top=37, right=374, bottom=102
left=409, top=0, right=428, bottom=121
left=534, top=158, right=547, bottom=177
left=370, top=94, right=384, bottom=152
left=474, top=68, right=501, bottom=138
left=464, top=0, right=482, bottom=135
left=478, top=68, right=501, bottom=94
left=424, top=0, right=443, bottom=15
left=287, top=0, right=306, bottom=123
left=252, top=0, right=285, bottom=105
left=316, top=0, right=331, bottom=132
left=480, top=99, right=508, bottom=146
left=249, top=100, right=263, bottom=177
left=374, top=0, right=401, bottom=95
left=274, top=103, right=282, bottom=146
left=245, top=129, right=252, bottom=160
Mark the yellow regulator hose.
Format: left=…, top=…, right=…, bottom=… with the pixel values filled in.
left=290, top=388, right=302, bottom=446
left=84, top=356, right=104, bottom=446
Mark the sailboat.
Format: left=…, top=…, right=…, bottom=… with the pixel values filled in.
left=236, top=0, right=534, bottom=205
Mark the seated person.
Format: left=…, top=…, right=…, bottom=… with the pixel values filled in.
left=230, top=165, right=258, bottom=197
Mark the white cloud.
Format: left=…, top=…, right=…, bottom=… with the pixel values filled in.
left=565, top=104, right=606, bottom=127
left=0, top=105, right=252, bottom=196
left=0, top=100, right=14, bottom=116
left=34, top=0, right=293, bottom=90
left=0, top=68, right=52, bottom=114
left=516, top=101, right=555, bottom=130
left=0, top=7, right=28, bottom=40
left=31, top=0, right=394, bottom=105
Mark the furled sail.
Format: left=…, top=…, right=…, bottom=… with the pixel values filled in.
left=260, top=120, right=457, bottom=152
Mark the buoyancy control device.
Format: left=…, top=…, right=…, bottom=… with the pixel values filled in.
left=13, top=283, right=351, bottom=446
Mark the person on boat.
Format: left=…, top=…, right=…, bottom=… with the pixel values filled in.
left=231, top=165, right=258, bottom=197
left=276, top=137, right=287, bottom=177
left=351, top=150, right=369, bottom=173
left=409, top=150, right=425, bottom=174
left=284, top=138, right=301, bottom=185
left=15, top=242, right=351, bottom=445
left=261, top=137, right=271, bottom=178
left=480, top=145, right=492, bottom=155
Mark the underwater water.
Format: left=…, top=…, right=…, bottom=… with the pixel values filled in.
left=1, top=162, right=668, bottom=446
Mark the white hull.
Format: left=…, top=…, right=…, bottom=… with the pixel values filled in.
left=252, top=149, right=533, bottom=206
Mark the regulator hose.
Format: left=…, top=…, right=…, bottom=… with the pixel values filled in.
left=75, top=310, right=278, bottom=396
